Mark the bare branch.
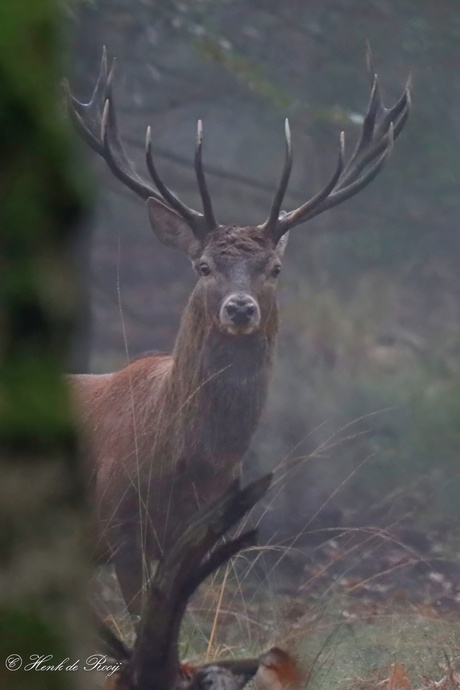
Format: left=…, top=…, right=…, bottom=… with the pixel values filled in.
left=110, top=475, right=273, bottom=690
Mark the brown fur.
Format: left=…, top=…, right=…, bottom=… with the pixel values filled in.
left=71, top=224, right=282, bottom=615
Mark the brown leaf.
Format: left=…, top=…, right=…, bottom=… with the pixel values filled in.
left=389, top=663, right=411, bottom=690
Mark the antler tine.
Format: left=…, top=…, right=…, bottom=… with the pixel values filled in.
left=310, top=45, right=381, bottom=190
left=99, top=84, right=161, bottom=202
left=301, top=122, right=395, bottom=223
left=264, top=119, right=293, bottom=232
left=66, top=48, right=163, bottom=202
left=269, top=131, right=345, bottom=240
left=270, top=68, right=410, bottom=239
left=336, top=85, right=410, bottom=190
left=67, top=48, right=215, bottom=237
left=373, top=80, right=411, bottom=141
left=63, top=46, right=108, bottom=154
left=339, top=74, right=382, bottom=183
left=145, top=126, right=206, bottom=231
left=391, top=81, right=411, bottom=136
left=195, top=120, right=218, bottom=231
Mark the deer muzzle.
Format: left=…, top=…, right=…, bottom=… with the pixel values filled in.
left=220, top=293, right=261, bottom=334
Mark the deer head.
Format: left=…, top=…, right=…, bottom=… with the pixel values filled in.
left=65, top=48, right=410, bottom=339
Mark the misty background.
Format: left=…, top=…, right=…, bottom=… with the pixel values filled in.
left=68, top=0, right=460, bottom=556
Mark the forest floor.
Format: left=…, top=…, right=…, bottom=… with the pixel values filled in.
left=181, top=519, right=460, bottom=690
left=100, top=518, right=460, bottom=690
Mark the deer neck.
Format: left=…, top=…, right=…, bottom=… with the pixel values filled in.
left=173, top=292, right=278, bottom=388
left=166, top=294, right=278, bottom=467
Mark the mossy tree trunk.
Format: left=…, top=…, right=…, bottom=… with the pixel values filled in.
left=0, top=2, right=93, bottom=689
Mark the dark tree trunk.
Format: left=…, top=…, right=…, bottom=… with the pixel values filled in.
left=95, top=475, right=272, bottom=690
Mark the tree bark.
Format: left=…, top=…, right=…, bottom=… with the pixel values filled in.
left=95, top=476, right=272, bottom=690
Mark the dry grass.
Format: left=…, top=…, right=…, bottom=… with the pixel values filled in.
left=93, top=397, right=460, bottom=688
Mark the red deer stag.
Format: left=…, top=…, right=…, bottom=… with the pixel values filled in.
left=67, top=49, right=410, bottom=617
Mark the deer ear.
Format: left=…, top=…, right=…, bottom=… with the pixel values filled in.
left=147, top=198, right=202, bottom=258
left=275, top=231, right=290, bottom=258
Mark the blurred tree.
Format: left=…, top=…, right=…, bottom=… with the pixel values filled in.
left=0, top=2, right=93, bottom=689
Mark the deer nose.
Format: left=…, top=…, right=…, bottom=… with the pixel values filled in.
left=223, top=294, right=259, bottom=326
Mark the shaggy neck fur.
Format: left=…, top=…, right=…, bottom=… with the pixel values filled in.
left=160, top=286, right=279, bottom=479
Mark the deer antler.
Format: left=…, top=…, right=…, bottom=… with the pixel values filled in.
left=263, top=62, right=411, bottom=242
left=65, top=47, right=217, bottom=238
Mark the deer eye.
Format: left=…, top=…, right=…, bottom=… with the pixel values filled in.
left=198, top=262, right=211, bottom=277
left=271, top=264, right=282, bottom=278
